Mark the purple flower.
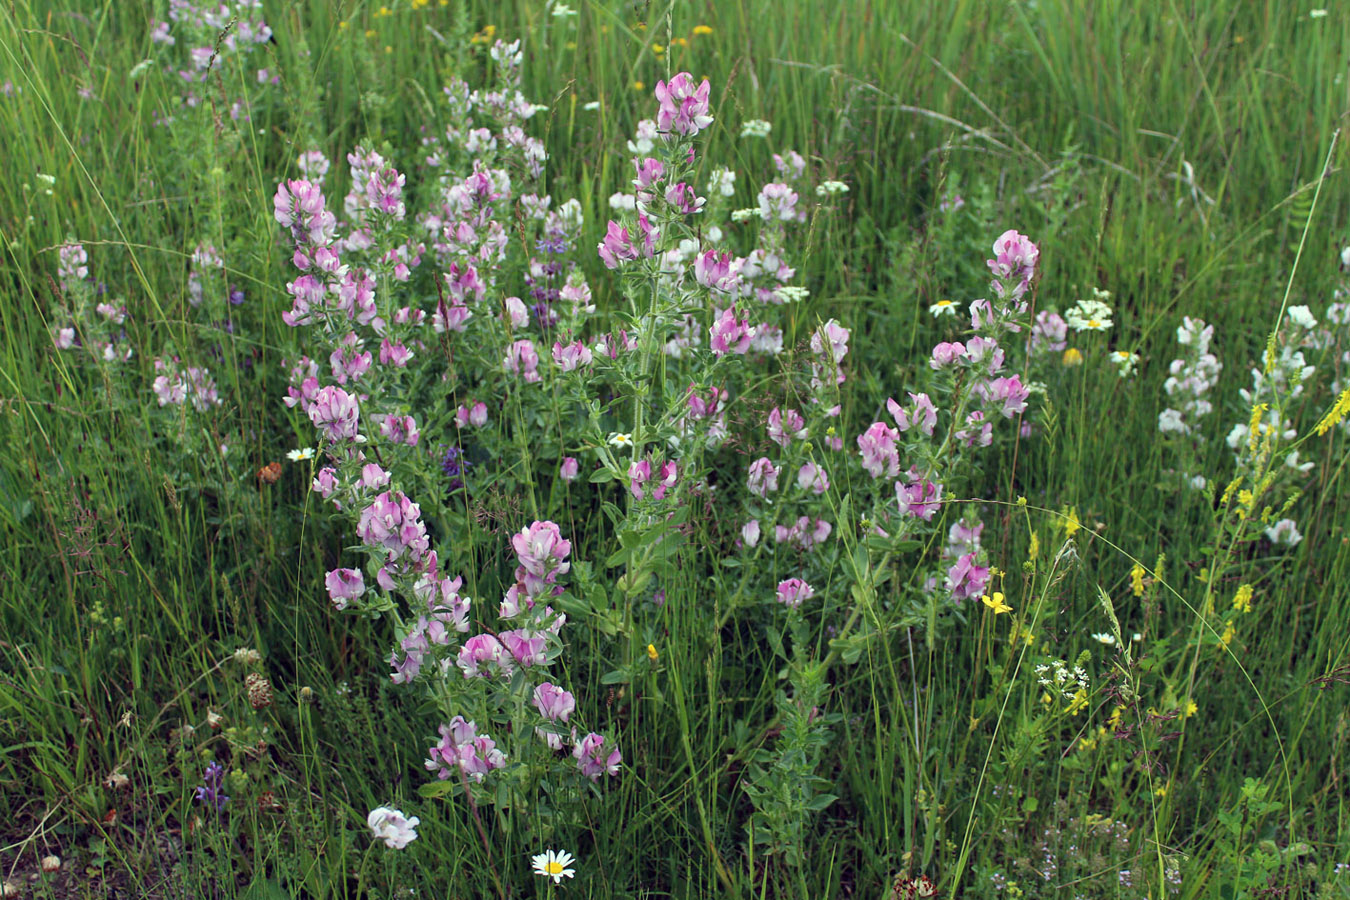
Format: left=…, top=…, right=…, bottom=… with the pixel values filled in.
left=573, top=732, right=622, bottom=780
left=560, top=457, right=579, bottom=481
left=896, top=467, right=943, bottom=521
left=857, top=421, right=900, bottom=478
left=325, top=568, right=365, bottom=609
left=747, top=457, right=780, bottom=497
left=194, top=761, right=229, bottom=812
left=308, top=385, right=361, bottom=443
left=709, top=306, right=753, bottom=356
left=946, top=552, right=991, bottom=601
left=532, top=682, right=576, bottom=722
left=512, top=521, right=571, bottom=581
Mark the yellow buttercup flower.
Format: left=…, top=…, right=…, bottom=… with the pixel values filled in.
left=692, top=24, right=713, bottom=35
left=1184, top=699, right=1198, bottom=718
left=981, top=592, right=1012, bottom=615
left=1063, top=347, right=1084, bottom=366
left=646, top=643, right=658, bottom=661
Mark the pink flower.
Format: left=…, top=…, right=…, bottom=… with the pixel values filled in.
left=356, top=491, right=430, bottom=561
left=500, top=629, right=548, bottom=668
left=709, top=306, right=753, bottom=355
left=896, top=467, right=943, bottom=521
left=857, top=421, right=900, bottom=478
left=379, top=414, right=420, bottom=446
left=929, top=341, right=965, bottom=369
left=503, top=339, right=541, bottom=382
left=946, top=552, right=990, bottom=601
left=560, top=457, right=579, bottom=481
left=532, top=682, right=576, bottom=722
left=887, top=392, right=937, bottom=436
left=598, top=220, right=638, bottom=269
left=986, top=229, right=1038, bottom=297
left=456, top=634, right=511, bottom=678
left=573, top=732, right=622, bottom=780
left=694, top=249, right=738, bottom=292
left=767, top=407, right=807, bottom=446
left=810, top=319, right=850, bottom=366
left=309, top=385, right=361, bottom=442
left=359, top=463, right=391, bottom=490
left=425, top=717, right=505, bottom=782
left=741, top=519, right=761, bottom=547
left=552, top=339, right=593, bottom=371
left=797, top=462, right=830, bottom=495
left=775, top=578, right=815, bottom=609
left=747, top=457, right=780, bottom=497
left=512, top=521, right=571, bottom=580
left=628, top=459, right=652, bottom=499
left=1031, top=310, right=1068, bottom=354
left=987, top=375, right=1029, bottom=418
left=470, top=402, right=488, bottom=427
left=665, top=182, right=705, bottom=214
left=503, top=295, right=529, bottom=328
left=325, top=568, right=364, bottom=609
left=653, top=72, right=713, bottom=136
left=757, top=182, right=799, bottom=221
left=653, top=461, right=678, bottom=500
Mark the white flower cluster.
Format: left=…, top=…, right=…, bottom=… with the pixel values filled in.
left=1035, top=659, right=1089, bottom=700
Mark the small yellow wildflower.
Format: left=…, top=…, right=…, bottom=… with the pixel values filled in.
left=1220, top=620, right=1235, bottom=647
left=1107, top=705, right=1124, bottom=729
left=1061, top=506, right=1081, bottom=538
left=338, top=20, right=348, bottom=29
left=1233, top=584, right=1253, bottom=614
left=646, top=643, right=658, bottom=661
left=384, top=45, right=393, bottom=53
left=692, top=24, right=713, bottom=35
left=1028, top=532, right=1040, bottom=561
left=1130, top=563, right=1145, bottom=597
left=376, top=6, right=391, bottom=17
left=633, top=80, right=645, bottom=91
left=636, top=21, right=647, bottom=30
left=674, top=36, right=689, bottom=47
left=364, top=29, right=377, bottom=39
left=651, top=43, right=665, bottom=54
left=1184, top=699, right=1198, bottom=718
left=1155, top=783, right=1169, bottom=798
left=981, top=592, right=1012, bottom=615
left=1066, top=689, right=1089, bottom=716
left=1063, top=347, right=1084, bottom=366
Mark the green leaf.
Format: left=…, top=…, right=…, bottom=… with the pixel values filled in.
left=589, top=467, right=615, bottom=484
left=600, top=667, right=630, bottom=685
left=418, top=779, right=458, bottom=799
left=239, top=879, right=289, bottom=900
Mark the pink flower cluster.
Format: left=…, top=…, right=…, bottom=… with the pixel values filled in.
left=152, top=358, right=221, bottom=411
left=425, top=717, right=506, bottom=783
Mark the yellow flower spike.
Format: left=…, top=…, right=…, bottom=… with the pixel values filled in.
left=1315, top=387, right=1350, bottom=435
left=981, top=592, right=1012, bottom=615
left=692, top=24, right=713, bottom=35
left=1061, top=506, right=1081, bottom=538
left=675, top=36, right=688, bottom=47
left=1155, top=783, right=1169, bottom=798
left=1184, top=699, right=1198, bottom=718
left=1066, top=690, right=1088, bottom=716
left=1107, top=705, right=1124, bottom=729
left=646, top=643, right=658, bottom=661
left=1233, top=584, right=1253, bottom=614
left=1130, top=563, right=1145, bottom=597
left=1220, top=620, right=1235, bottom=647
left=1028, top=532, right=1040, bottom=561
left=1062, top=347, right=1084, bottom=366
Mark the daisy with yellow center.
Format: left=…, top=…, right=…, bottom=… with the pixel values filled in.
left=928, top=299, right=957, bottom=317
left=532, top=849, right=577, bottom=883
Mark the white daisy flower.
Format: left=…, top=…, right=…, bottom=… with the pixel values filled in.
left=608, top=432, right=634, bottom=449
left=1092, top=632, right=1117, bottom=646
left=531, top=848, right=577, bottom=883
left=928, top=299, right=957, bottom=318
left=286, top=447, right=316, bottom=462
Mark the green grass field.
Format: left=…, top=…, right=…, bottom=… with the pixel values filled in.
left=2, top=1, right=1349, bottom=898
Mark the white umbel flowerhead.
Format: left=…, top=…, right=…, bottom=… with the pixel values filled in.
left=532, top=848, right=577, bottom=883
left=367, top=806, right=419, bottom=849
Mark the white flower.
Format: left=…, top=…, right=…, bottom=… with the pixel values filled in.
left=776, top=285, right=810, bottom=303
left=928, top=299, right=957, bottom=318
left=730, top=207, right=764, bottom=222
left=815, top=180, right=849, bottom=196
left=1092, top=632, right=1117, bottom=646
left=551, top=2, right=578, bottom=16
left=582, top=100, right=600, bottom=111
left=1341, top=246, right=1350, bottom=268
left=286, top=447, right=315, bottom=462
left=1132, top=633, right=1143, bottom=642
left=531, top=848, right=577, bottom=883
left=1109, top=350, right=1140, bottom=377
left=608, top=192, right=636, bottom=211
left=708, top=167, right=736, bottom=197
left=1265, top=518, right=1303, bottom=547
left=608, top=432, right=634, bottom=449
left=1311, top=8, right=1328, bottom=18
left=1065, top=298, right=1113, bottom=332
left=1188, top=474, right=1208, bottom=491
left=367, top=806, right=419, bottom=849
left=1287, top=305, right=1317, bottom=329
left=740, top=119, right=772, bottom=139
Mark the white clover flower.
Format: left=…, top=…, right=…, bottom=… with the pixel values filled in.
left=740, top=119, right=772, bottom=139
left=929, top=299, right=958, bottom=318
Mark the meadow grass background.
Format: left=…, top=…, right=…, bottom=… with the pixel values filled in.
left=1, top=0, right=1349, bottom=897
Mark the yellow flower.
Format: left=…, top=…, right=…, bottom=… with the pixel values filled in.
left=1028, top=532, right=1040, bottom=561
left=384, top=45, right=393, bottom=53
left=1061, top=506, right=1081, bottom=538
left=1107, top=705, right=1124, bottom=729
left=646, top=643, right=658, bottom=661
left=376, top=6, right=391, bottom=17
left=632, top=80, right=645, bottom=91
left=1220, top=620, right=1235, bottom=647
left=675, top=36, right=689, bottom=47
left=338, top=20, right=348, bottom=29
left=1154, top=783, right=1169, bottom=798
left=651, top=42, right=665, bottom=54
left=1062, top=347, right=1084, bottom=366
left=364, top=29, right=377, bottom=39
left=1315, top=386, right=1350, bottom=435
left=1184, top=699, right=1198, bottom=718
left=692, top=24, right=713, bottom=35
left=981, top=592, right=1012, bottom=615
left=1232, top=584, right=1253, bottom=614
left=1130, top=563, right=1145, bottom=597
left=1066, top=689, right=1089, bottom=716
